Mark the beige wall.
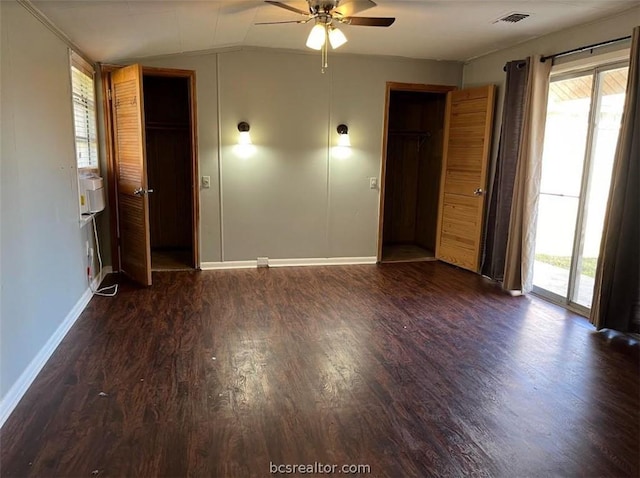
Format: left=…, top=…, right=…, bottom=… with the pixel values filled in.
left=140, top=49, right=463, bottom=262
left=462, top=7, right=640, bottom=169
left=1, top=2, right=95, bottom=404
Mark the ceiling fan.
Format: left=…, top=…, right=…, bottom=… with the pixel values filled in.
left=258, top=0, right=395, bottom=71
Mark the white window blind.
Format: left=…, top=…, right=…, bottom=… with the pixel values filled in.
left=71, top=52, right=98, bottom=169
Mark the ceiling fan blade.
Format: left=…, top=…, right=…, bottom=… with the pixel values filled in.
left=264, top=1, right=309, bottom=16
left=255, top=19, right=309, bottom=24
left=342, top=16, right=395, bottom=27
left=333, top=0, right=376, bottom=17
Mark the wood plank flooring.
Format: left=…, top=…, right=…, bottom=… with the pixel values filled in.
left=1, top=262, right=638, bottom=477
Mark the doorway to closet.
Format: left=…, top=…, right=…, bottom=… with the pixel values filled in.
left=104, top=65, right=199, bottom=285
left=378, top=83, right=454, bottom=263
left=143, top=74, right=195, bottom=271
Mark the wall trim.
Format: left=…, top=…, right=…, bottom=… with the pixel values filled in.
left=269, top=257, right=377, bottom=267
left=17, top=0, right=95, bottom=65
left=200, top=257, right=377, bottom=270
left=0, top=268, right=112, bottom=429
left=115, top=44, right=464, bottom=67
left=200, top=260, right=258, bottom=270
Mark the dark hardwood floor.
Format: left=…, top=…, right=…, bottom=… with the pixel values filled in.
left=1, top=262, right=638, bottom=477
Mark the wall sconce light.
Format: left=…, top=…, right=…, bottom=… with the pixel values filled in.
left=234, top=121, right=256, bottom=158
left=333, top=124, right=352, bottom=159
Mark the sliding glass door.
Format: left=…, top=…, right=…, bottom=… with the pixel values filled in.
left=533, top=62, right=629, bottom=314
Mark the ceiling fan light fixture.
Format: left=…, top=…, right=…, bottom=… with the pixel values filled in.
left=306, top=23, right=326, bottom=50
left=260, top=1, right=395, bottom=72
left=328, top=26, right=347, bottom=49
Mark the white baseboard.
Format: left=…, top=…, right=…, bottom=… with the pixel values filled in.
left=200, top=257, right=377, bottom=270
left=0, top=268, right=112, bottom=429
left=269, top=257, right=377, bottom=267
left=200, top=260, right=257, bottom=270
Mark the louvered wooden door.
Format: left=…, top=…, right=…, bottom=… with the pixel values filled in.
left=435, top=85, right=496, bottom=272
left=111, top=64, right=152, bottom=286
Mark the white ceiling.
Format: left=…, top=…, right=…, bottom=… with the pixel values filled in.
left=31, top=0, right=638, bottom=63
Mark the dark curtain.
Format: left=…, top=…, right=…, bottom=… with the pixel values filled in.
left=591, top=26, right=640, bottom=333
left=481, top=59, right=530, bottom=280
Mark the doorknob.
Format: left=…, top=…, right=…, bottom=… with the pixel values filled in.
left=474, top=188, right=484, bottom=196
left=133, top=187, right=154, bottom=197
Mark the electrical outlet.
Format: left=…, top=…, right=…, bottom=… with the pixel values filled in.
left=201, top=175, right=211, bottom=189
left=257, top=257, right=269, bottom=268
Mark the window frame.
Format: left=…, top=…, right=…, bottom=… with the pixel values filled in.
left=69, top=50, right=101, bottom=225
left=70, top=50, right=99, bottom=172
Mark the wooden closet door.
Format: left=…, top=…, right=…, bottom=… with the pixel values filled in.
left=111, top=64, right=152, bottom=286
left=435, top=85, right=496, bottom=272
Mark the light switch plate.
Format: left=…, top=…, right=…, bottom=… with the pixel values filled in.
left=369, top=177, right=378, bottom=189
left=201, top=176, right=211, bottom=189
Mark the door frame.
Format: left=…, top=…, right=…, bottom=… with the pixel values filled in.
left=101, top=64, right=200, bottom=271
left=377, top=82, right=457, bottom=262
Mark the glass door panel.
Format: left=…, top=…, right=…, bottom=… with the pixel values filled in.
left=533, top=73, right=593, bottom=300
left=572, top=66, right=629, bottom=308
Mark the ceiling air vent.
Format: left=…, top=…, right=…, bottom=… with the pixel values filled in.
left=495, top=12, right=530, bottom=24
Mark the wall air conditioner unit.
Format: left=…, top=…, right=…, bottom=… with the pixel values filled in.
left=79, top=173, right=106, bottom=215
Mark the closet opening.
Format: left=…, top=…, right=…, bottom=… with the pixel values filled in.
left=143, top=74, right=195, bottom=271
left=378, top=83, right=454, bottom=263
left=103, top=64, right=199, bottom=284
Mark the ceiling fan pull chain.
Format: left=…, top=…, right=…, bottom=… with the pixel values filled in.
left=322, top=24, right=328, bottom=73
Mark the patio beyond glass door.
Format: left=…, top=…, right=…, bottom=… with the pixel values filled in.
left=533, top=64, right=629, bottom=314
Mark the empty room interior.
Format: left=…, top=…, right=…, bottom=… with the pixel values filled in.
left=1, top=1, right=639, bottom=476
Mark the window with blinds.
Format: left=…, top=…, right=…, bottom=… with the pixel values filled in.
left=70, top=52, right=98, bottom=169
